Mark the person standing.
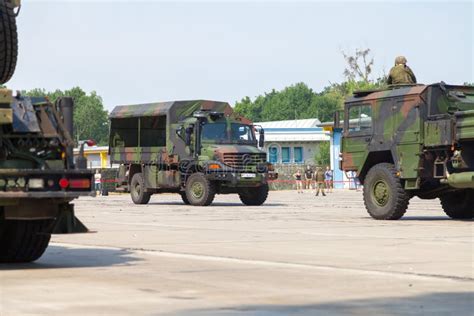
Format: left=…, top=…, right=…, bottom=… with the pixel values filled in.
left=304, top=165, right=314, bottom=192
left=293, top=169, right=304, bottom=193
left=94, top=169, right=102, bottom=195
left=324, top=166, right=333, bottom=193
left=314, top=166, right=326, bottom=197
left=387, top=56, right=417, bottom=85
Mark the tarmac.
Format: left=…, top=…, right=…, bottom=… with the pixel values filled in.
left=0, top=190, right=473, bottom=315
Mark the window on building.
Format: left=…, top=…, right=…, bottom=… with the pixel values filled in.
left=294, top=147, right=303, bottom=163
left=282, top=147, right=290, bottom=163
left=269, top=146, right=279, bottom=163
left=348, top=104, right=372, bottom=133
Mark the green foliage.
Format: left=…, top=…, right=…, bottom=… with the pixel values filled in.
left=235, top=82, right=340, bottom=123
left=315, top=141, right=330, bottom=166
left=24, top=87, right=109, bottom=145
left=234, top=48, right=388, bottom=123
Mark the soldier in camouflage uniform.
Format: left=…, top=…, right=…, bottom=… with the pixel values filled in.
left=387, top=56, right=417, bottom=85
left=314, top=166, right=326, bottom=197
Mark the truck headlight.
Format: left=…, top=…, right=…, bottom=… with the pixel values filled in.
left=28, top=178, right=44, bottom=189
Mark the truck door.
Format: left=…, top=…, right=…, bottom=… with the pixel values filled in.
left=342, top=103, right=373, bottom=171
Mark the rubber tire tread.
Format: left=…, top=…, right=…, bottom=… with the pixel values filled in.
left=180, top=191, right=191, bottom=205
left=363, top=163, right=410, bottom=220
left=130, top=173, right=151, bottom=205
left=439, top=190, right=474, bottom=219
left=0, top=220, right=52, bottom=263
left=0, top=0, right=17, bottom=84
left=185, top=173, right=216, bottom=206
left=238, top=184, right=269, bottom=206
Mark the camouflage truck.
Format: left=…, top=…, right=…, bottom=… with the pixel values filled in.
left=0, top=89, right=95, bottom=263
left=340, top=83, right=474, bottom=220
left=109, top=100, right=277, bottom=206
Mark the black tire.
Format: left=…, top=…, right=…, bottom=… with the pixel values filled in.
left=185, top=173, right=216, bottom=206
left=130, top=173, right=151, bottom=205
left=238, top=184, right=269, bottom=206
left=0, top=219, right=52, bottom=263
left=439, top=190, right=474, bottom=219
left=363, top=163, right=410, bottom=220
left=180, top=191, right=191, bottom=205
left=0, top=0, right=17, bottom=84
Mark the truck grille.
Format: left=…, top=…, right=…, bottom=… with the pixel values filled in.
left=222, top=153, right=267, bottom=170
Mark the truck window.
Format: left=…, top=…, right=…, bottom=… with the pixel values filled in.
left=201, top=122, right=256, bottom=144
left=110, top=118, right=139, bottom=147
left=348, top=104, right=372, bottom=133
left=140, top=116, right=166, bottom=147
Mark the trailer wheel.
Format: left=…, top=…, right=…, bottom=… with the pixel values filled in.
left=0, top=0, right=18, bottom=84
left=185, top=173, right=215, bottom=206
left=130, top=173, right=151, bottom=205
left=238, top=184, right=269, bottom=206
left=0, top=219, right=52, bottom=263
left=440, top=190, right=474, bottom=219
left=363, top=163, right=410, bottom=220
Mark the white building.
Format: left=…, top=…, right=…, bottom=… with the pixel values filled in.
left=255, top=119, right=330, bottom=164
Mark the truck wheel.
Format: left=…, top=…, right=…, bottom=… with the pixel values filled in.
left=238, top=184, right=269, bottom=206
left=439, top=190, right=474, bottom=219
left=185, top=173, right=216, bottom=206
left=0, top=0, right=18, bottom=84
left=130, top=173, right=151, bottom=205
left=180, top=191, right=191, bottom=205
left=0, top=219, right=52, bottom=263
left=363, top=163, right=410, bottom=220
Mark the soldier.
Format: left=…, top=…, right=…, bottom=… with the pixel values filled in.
left=314, top=166, right=326, bottom=197
left=387, top=56, right=417, bottom=85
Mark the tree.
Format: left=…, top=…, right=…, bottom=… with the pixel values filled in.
left=315, top=141, right=330, bottom=166
left=24, top=87, right=109, bottom=145
left=342, top=48, right=374, bottom=83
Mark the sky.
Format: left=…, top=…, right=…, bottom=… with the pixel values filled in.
left=8, top=1, right=474, bottom=110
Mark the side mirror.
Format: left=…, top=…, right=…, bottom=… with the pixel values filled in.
left=185, top=125, right=194, bottom=146
left=258, top=128, right=265, bottom=148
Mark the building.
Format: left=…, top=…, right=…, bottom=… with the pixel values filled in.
left=73, top=146, right=110, bottom=169
left=255, top=118, right=330, bottom=164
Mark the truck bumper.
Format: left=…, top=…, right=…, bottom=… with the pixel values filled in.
left=442, top=172, right=474, bottom=189
left=207, top=171, right=278, bottom=186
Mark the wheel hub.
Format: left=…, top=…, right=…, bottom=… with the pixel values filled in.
left=373, top=180, right=389, bottom=206
left=191, top=182, right=204, bottom=199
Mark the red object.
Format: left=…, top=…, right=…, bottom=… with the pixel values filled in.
left=69, top=179, right=91, bottom=189
left=59, top=178, right=69, bottom=189
left=85, top=139, right=96, bottom=146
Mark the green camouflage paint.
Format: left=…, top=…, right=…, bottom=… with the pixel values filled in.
left=341, top=83, right=474, bottom=195
left=109, top=100, right=276, bottom=196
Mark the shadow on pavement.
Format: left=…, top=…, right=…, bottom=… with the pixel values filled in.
left=0, top=245, right=141, bottom=270
left=400, top=216, right=473, bottom=222
left=170, top=292, right=474, bottom=316
left=148, top=202, right=286, bottom=207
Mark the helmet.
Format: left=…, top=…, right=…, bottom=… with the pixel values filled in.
left=395, top=56, right=407, bottom=65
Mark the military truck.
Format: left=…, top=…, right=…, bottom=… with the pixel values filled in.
left=340, top=83, right=474, bottom=220
left=109, top=100, right=277, bottom=206
left=0, top=0, right=20, bottom=84
left=0, top=89, right=95, bottom=263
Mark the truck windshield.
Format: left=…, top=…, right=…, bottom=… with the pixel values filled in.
left=201, top=122, right=256, bottom=144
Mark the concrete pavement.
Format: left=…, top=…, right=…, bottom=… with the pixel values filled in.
left=0, top=190, right=472, bottom=315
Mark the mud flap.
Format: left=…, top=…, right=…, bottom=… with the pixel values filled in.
left=51, top=203, right=89, bottom=234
